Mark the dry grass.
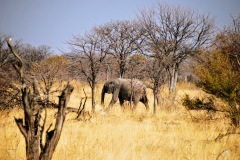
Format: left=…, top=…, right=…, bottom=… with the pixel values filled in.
left=0, top=82, right=240, bottom=160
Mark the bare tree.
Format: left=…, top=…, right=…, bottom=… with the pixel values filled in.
left=138, top=3, right=215, bottom=93
left=0, top=35, right=22, bottom=108
left=20, top=44, right=52, bottom=63
left=216, top=15, right=240, bottom=71
left=0, top=37, right=61, bottom=108
left=0, top=35, right=10, bottom=67
left=126, top=54, right=146, bottom=80
left=126, top=54, right=147, bottom=108
left=67, top=29, right=109, bottom=111
left=0, top=35, right=23, bottom=67
left=96, top=20, right=144, bottom=78
left=30, top=55, right=69, bottom=106
left=6, top=37, right=74, bottom=160
left=145, top=56, right=168, bottom=113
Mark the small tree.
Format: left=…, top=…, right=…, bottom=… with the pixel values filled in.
left=145, top=56, right=168, bottom=113
left=0, top=35, right=22, bottom=108
left=30, top=55, right=69, bottom=105
left=6, top=37, right=74, bottom=160
left=126, top=54, right=146, bottom=80
left=96, top=20, right=144, bottom=78
left=195, top=49, right=240, bottom=126
left=0, top=37, right=55, bottom=109
left=126, top=54, right=146, bottom=108
left=67, top=28, right=109, bottom=111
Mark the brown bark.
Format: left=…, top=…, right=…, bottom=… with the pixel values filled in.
left=40, top=84, right=73, bottom=160
left=6, top=37, right=74, bottom=160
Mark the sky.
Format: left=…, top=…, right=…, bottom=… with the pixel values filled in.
left=0, top=0, right=239, bottom=54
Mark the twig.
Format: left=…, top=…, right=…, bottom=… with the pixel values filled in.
left=215, top=131, right=240, bottom=142
left=76, top=88, right=88, bottom=120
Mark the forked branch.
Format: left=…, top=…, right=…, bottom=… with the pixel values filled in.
left=6, top=37, right=74, bottom=160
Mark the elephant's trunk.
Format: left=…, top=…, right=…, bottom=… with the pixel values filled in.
left=101, top=85, right=106, bottom=106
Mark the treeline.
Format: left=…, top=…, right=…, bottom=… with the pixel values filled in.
left=0, top=3, right=239, bottom=113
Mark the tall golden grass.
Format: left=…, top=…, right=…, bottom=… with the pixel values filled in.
left=0, top=82, right=239, bottom=160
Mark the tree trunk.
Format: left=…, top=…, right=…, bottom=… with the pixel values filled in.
left=153, top=90, right=157, bottom=114
left=15, top=109, right=41, bottom=160
left=153, top=87, right=160, bottom=114
left=168, top=63, right=179, bottom=93
left=40, top=84, right=73, bottom=160
left=91, top=82, right=96, bottom=112
left=119, top=59, right=125, bottom=78
left=26, top=137, right=39, bottom=160
left=7, top=37, right=74, bottom=160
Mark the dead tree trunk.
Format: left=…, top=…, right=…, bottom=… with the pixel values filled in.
left=39, top=84, right=73, bottom=160
left=6, top=37, right=74, bottom=160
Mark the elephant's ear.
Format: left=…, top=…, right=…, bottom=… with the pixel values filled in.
left=109, top=81, right=120, bottom=91
left=114, top=83, right=120, bottom=90
left=108, top=82, right=113, bottom=88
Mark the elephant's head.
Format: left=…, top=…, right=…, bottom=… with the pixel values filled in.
left=101, top=80, right=119, bottom=106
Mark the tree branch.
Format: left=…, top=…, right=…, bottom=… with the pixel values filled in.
left=14, top=117, right=27, bottom=139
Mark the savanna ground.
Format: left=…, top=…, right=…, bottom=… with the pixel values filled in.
left=0, top=82, right=239, bottom=160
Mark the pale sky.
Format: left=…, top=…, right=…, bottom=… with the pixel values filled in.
left=0, top=0, right=239, bottom=53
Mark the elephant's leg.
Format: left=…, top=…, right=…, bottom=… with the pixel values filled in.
left=131, top=97, right=140, bottom=111
left=144, top=102, right=150, bottom=111
left=106, top=90, right=119, bottom=111
left=119, top=98, right=124, bottom=107
left=140, top=96, right=150, bottom=111
left=132, top=101, right=138, bottom=111
left=143, top=100, right=149, bottom=111
left=109, top=98, right=117, bottom=107
left=104, top=98, right=116, bottom=112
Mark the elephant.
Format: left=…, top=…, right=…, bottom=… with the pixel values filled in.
left=101, top=78, right=149, bottom=110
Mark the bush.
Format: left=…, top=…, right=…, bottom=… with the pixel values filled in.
left=194, top=50, right=240, bottom=126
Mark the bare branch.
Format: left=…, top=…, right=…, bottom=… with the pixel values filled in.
left=14, top=117, right=27, bottom=139
left=40, top=83, right=74, bottom=160
left=5, top=37, right=24, bottom=80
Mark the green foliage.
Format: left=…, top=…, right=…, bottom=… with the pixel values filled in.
left=195, top=50, right=240, bottom=104
left=194, top=49, right=240, bottom=126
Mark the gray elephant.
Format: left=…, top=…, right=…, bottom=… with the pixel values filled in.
left=101, top=78, right=149, bottom=110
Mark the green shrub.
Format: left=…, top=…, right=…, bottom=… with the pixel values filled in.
left=194, top=50, right=240, bottom=126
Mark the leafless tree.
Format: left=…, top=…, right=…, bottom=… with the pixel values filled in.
left=0, top=35, right=23, bottom=67
left=0, top=35, right=22, bottom=108
left=6, top=37, right=74, bottom=160
left=0, top=37, right=60, bottom=109
left=20, top=44, right=52, bottom=62
left=138, top=3, right=215, bottom=93
left=216, top=15, right=240, bottom=71
left=126, top=54, right=147, bottom=108
left=96, top=20, right=144, bottom=78
left=126, top=54, right=146, bottom=80
left=67, top=28, right=109, bottom=111
left=0, top=35, right=10, bottom=67
left=144, top=56, right=168, bottom=113
left=29, top=55, right=69, bottom=106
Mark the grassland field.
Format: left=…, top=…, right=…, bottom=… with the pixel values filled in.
left=0, top=81, right=239, bottom=160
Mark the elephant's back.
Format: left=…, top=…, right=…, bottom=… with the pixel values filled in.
left=119, top=78, right=146, bottom=92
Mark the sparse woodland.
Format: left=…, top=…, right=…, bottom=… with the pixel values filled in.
left=0, top=3, right=240, bottom=160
